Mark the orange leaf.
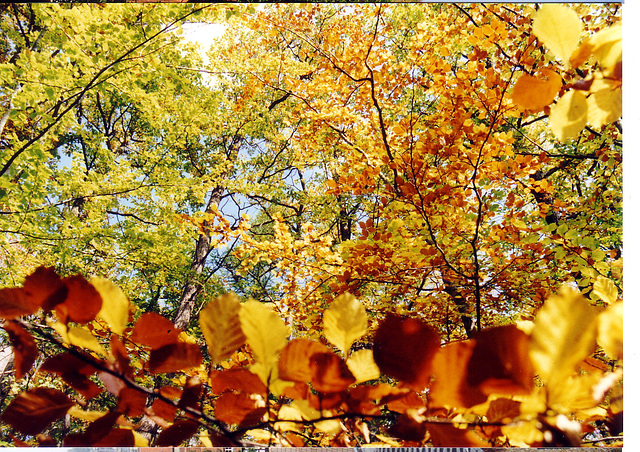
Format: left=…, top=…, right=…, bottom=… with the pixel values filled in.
left=155, top=420, right=200, bottom=447
left=0, top=267, right=66, bottom=319
left=63, top=411, right=121, bottom=446
left=209, top=368, right=267, bottom=395
left=310, top=352, right=356, bottom=393
left=178, top=376, right=202, bottom=410
left=148, top=342, right=202, bottom=374
left=4, top=321, right=38, bottom=379
left=0, top=387, right=73, bottom=435
left=511, top=69, right=563, bottom=111
left=426, top=422, right=489, bottom=447
left=372, top=314, right=440, bottom=390
left=430, top=325, right=534, bottom=408
left=214, top=392, right=266, bottom=427
left=55, top=275, right=103, bottom=324
left=278, top=338, right=332, bottom=383
left=149, top=398, right=177, bottom=422
left=118, top=387, right=147, bottom=417
left=130, top=312, right=181, bottom=349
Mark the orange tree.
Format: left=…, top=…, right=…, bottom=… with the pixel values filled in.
left=0, top=3, right=622, bottom=448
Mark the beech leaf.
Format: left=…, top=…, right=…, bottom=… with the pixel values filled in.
left=309, top=351, right=356, bottom=393
left=549, top=90, right=588, bottom=141
left=3, top=321, right=38, bottom=379
left=147, top=342, right=203, bottom=374
left=278, top=338, right=332, bottom=383
left=532, top=5, right=583, bottom=65
left=130, top=312, right=181, bottom=349
left=91, top=277, right=130, bottom=334
left=597, top=301, right=622, bottom=360
left=323, top=292, right=368, bottom=355
left=346, top=348, right=380, bottom=383
left=0, top=387, right=74, bottom=435
left=199, top=293, right=246, bottom=364
left=511, top=69, right=562, bottom=111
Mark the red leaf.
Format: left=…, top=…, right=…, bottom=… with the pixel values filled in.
left=148, top=342, right=202, bottom=374
left=93, top=428, right=135, bottom=447
left=0, top=267, right=66, bottom=319
left=278, top=338, right=332, bottom=383
left=4, top=321, right=38, bottom=379
left=55, top=274, right=103, bottom=324
left=389, top=413, right=427, bottom=443
left=41, top=353, right=103, bottom=400
left=155, top=420, right=200, bottom=447
left=214, top=392, right=266, bottom=427
left=209, top=368, right=267, bottom=395
left=0, top=387, right=74, bottom=435
left=372, top=314, right=440, bottom=390
left=130, top=312, right=181, bottom=349
left=309, top=352, right=356, bottom=393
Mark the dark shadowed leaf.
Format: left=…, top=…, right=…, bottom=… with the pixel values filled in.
left=278, top=338, right=332, bottom=383
left=148, top=342, right=202, bottom=374
left=310, top=352, right=356, bottom=393
left=131, top=312, right=181, bottom=349
left=372, top=313, right=440, bottom=390
left=41, top=352, right=103, bottom=400
left=149, top=398, right=178, bottom=422
left=118, top=387, right=147, bottom=417
left=93, top=428, right=135, bottom=446
left=0, top=267, right=66, bottom=319
left=155, top=420, right=200, bottom=447
left=209, top=368, right=267, bottom=395
left=63, top=411, right=121, bottom=446
left=178, top=376, right=202, bottom=410
left=389, top=413, right=427, bottom=442
left=426, top=422, right=489, bottom=447
left=1, top=387, right=74, bottom=435
left=110, top=336, right=133, bottom=377
left=4, top=321, right=38, bottom=379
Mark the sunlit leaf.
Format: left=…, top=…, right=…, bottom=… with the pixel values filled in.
left=92, top=277, right=130, bottom=335
left=67, top=325, right=107, bottom=357
left=239, top=300, right=289, bottom=383
left=130, top=312, right=181, bottom=349
left=210, top=368, right=267, bottom=395
left=530, top=288, right=599, bottom=386
left=589, top=23, right=622, bottom=77
left=323, top=292, right=368, bottom=355
left=587, top=87, right=622, bottom=129
left=532, top=5, right=583, bottom=65
left=56, top=274, right=103, bottom=324
left=214, top=392, right=266, bottom=427
left=278, top=338, right=331, bottom=383
left=549, top=90, right=588, bottom=141
left=148, top=342, right=203, bottom=374
left=346, top=348, right=380, bottom=383
left=511, top=69, right=562, bottom=111
left=593, top=275, right=618, bottom=305
left=0, top=387, right=73, bottom=435
left=199, top=293, right=246, bottom=364
left=597, top=301, right=622, bottom=360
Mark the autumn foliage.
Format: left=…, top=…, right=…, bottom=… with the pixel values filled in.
left=0, top=2, right=622, bottom=448
left=0, top=267, right=623, bottom=447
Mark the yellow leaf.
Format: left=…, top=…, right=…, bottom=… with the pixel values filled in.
left=67, top=325, right=107, bottom=357
left=587, top=87, right=621, bottom=129
left=239, top=300, right=289, bottom=383
left=589, top=23, right=622, bottom=77
left=323, top=292, right=368, bottom=355
left=133, top=430, right=149, bottom=447
left=547, top=371, right=605, bottom=412
left=532, top=5, right=583, bottom=65
left=597, top=301, right=622, bottom=360
left=346, top=349, right=380, bottom=383
left=530, top=288, right=599, bottom=386
left=199, top=293, right=246, bottom=364
left=91, top=277, right=130, bottom=335
left=67, top=406, right=106, bottom=422
left=549, top=90, right=588, bottom=141
left=593, top=275, right=618, bottom=305
left=511, top=69, right=562, bottom=111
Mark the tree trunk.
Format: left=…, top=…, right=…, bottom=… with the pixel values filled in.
left=173, top=185, right=224, bottom=329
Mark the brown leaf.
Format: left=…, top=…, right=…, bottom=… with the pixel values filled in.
left=1, top=387, right=74, bottom=435
left=40, top=353, right=103, bottom=400
left=426, top=422, right=489, bottom=447
left=110, top=336, right=133, bottom=377
left=389, top=413, right=427, bottom=442
left=118, top=387, right=147, bottom=417
left=386, top=391, right=425, bottom=414
left=0, top=267, right=66, bottom=319
left=55, top=274, right=103, bottom=324
left=93, top=428, right=135, bottom=447
left=148, top=342, right=203, bottom=374
left=278, top=338, right=332, bottom=383
left=209, top=368, right=266, bottom=395
left=155, top=420, right=200, bottom=447
left=4, top=321, right=38, bottom=379
left=214, top=392, right=266, bottom=427
left=310, top=351, right=356, bottom=393
left=131, top=312, right=181, bottom=349
left=372, top=313, right=440, bottom=390
left=486, top=397, right=521, bottom=423
left=63, top=411, right=121, bottom=446
left=178, top=376, right=202, bottom=411
left=149, top=398, right=177, bottom=422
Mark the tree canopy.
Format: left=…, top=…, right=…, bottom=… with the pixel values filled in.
left=0, top=3, right=622, bottom=448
